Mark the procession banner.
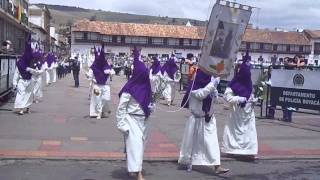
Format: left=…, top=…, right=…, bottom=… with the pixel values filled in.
left=199, top=0, right=252, bottom=78
left=270, top=69, right=320, bottom=110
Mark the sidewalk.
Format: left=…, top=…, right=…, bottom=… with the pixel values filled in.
left=0, top=72, right=320, bottom=160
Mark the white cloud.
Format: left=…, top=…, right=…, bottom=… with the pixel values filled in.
left=29, top=0, right=320, bottom=29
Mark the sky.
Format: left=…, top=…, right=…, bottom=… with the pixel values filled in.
left=29, top=0, right=320, bottom=30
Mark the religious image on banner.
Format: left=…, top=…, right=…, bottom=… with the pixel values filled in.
left=199, top=0, right=252, bottom=78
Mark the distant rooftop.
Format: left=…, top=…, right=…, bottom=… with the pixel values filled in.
left=73, top=19, right=312, bottom=45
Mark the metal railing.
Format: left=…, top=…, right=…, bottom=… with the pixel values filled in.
left=0, top=54, right=19, bottom=97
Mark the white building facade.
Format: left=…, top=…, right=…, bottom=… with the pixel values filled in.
left=71, top=20, right=313, bottom=64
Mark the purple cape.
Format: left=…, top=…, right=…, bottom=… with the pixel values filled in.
left=229, top=52, right=253, bottom=106
left=161, top=57, right=178, bottom=79
left=119, top=47, right=152, bottom=118
left=90, top=44, right=110, bottom=85
left=46, top=53, right=56, bottom=68
left=32, top=50, right=44, bottom=70
left=16, top=34, right=32, bottom=80
left=181, top=69, right=212, bottom=114
left=150, top=57, right=161, bottom=75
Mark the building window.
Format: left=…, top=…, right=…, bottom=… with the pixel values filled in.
left=152, top=37, right=164, bottom=45
left=112, top=36, right=117, bottom=43
left=120, top=36, right=125, bottom=43
left=89, top=33, right=99, bottom=40
left=299, top=45, right=303, bottom=52
left=246, top=42, right=250, bottom=50
left=264, top=43, right=272, bottom=51
left=179, top=39, right=183, bottom=46
left=273, top=44, right=278, bottom=51
left=259, top=43, right=264, bottom=50
left=240, top=42, right=246, bottom=49
left=125, top=36, right=147, bottom=44
left=102, top=35, right=112, bottom=43
left=168, top=38, right=179, bottom=46
left=251, top=43, right=259, bottom=50
left=314, top=43, right=320, bottom=54
left=286, top=45, right=290, bottom=52
left=183, top=39, right=192, bottom=46
left=83, top=32, right=88, bottom=40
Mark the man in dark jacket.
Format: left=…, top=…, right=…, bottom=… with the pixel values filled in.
left=71, top=56, right=80, bottom=87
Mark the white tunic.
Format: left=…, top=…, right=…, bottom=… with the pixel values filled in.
left=46, top=62, right=57, bottom=85
left=32, top=63, right=46, bottom=101
left=162, top=71, right=180, bottom=102
left=52, top=62, right=58, bottom=83
left=179, top=82, right=221, bottom=166
left=13, top=68, right=36, bottom=109
left=149, top=69, right=162, bottom=93
left=87, top=69, right=112, bottom=117
left=116, top=93, right=148, bottom=173
left=221, top=87, right=258, bottom=155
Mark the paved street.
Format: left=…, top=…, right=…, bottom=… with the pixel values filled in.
left=0, top=72, right=320, bottom=161
left=0, top=159, right=319, bottom=180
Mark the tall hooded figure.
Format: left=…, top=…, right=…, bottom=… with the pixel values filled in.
left=13, top=35, right=41, bottom=115
left=178, top=68, right=229, bottom=174
left=88, top=44, right=114, bottom=119
left=149, top=56, right=162, bottom=93
left=31, top=46, right=46, bottom=103
left=161, top=54, right=180, bottom=106
left=116, top=47, right=153, bottom=180
left=45, top=52, right=57, bottom=85
left=221, top=52, right=258, bottom=160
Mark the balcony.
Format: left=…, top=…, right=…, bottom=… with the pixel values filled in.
left=74, top=38, right=201, bottom=50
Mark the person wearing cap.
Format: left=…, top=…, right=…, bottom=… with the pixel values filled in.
left=13, top=35, right=41, bottom=115
left=161, top=54, right=181, bottom=106
left=179, top=68, right=229, bottom=174
left=87, top=44, right=114, bottom=119
left=0, top=40, right=13, bottom=54
left=221, top=52, right=258, bottom=161
left=116, top=47, right=155, bottom=180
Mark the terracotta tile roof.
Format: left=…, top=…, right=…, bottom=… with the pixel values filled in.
left=304, top=30, right=320, bottom=39
left=73, top=19, right=205, bottom=39
left=243, top=28, right=310, bottom=45
left=73, top=19, right=311, bottom=45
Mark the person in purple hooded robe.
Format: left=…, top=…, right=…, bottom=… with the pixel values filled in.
left=116, top=47, right=154, bottom=180
left=45, top=52, right=58, bottom=85
left=221, top=52, right=258, bottom=160
left=13, top=35, right=42, bottom=115
left=161, top=54, right=181, bottom=106
left=87, top=44, right=114, bottom=119
left=178, top=68, right=229, bottom=174
left=149, top=56, right=162, bottom=94
left=31, top=46, right=46, bottom=103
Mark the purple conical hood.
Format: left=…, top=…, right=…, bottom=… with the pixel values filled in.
left=119, top=47, right=152, bottom=117
left=16, top=34, right=33, bottom=80
left=229, top=52, right=253, bottom=103
left=161, top=56, right=178, bottom=79
left=46, top=53, right=55, bottom=67
left=181, top=69, right=212, bottom=113
left=150, top=56, right=161, bottom=75
left=90, top=44, right=111, bottom=85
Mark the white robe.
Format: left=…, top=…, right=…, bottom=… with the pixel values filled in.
left=46, top=62, right=57, bottom=85
left=179, top=82, right=221, bottom=166
left=52, top=62, right=58, bottom=83
left=116, top=93, right=148, bottom=173
left=33, top=64, right=46, bottom=101
left=162, top=71, right=180, bottom=102
left=87, top=69, right=112, bottom=117
left=221, top=87, right=258, bottom=155
left=13, top=68, right=36, bottom=109
left=149, top=69, right=162, bottom=93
